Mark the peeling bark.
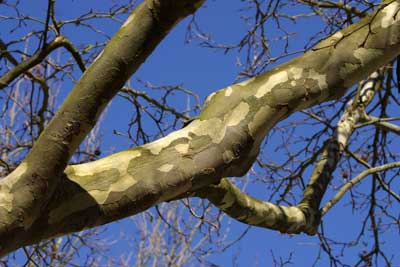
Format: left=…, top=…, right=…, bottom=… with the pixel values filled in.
left=195, top=70, right=382, bottom=236
left=0, top=0, right=205, bottom=256
left=1, top=0, right=400, bottom=257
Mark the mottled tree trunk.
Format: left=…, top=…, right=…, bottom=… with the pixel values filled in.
left=1, top=0, right=400, bottom=257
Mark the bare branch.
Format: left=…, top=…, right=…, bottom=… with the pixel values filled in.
left=322, top=161, right=400, bottom=214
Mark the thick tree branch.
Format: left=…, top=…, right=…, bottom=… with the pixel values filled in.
left=195, top=178, right=318, bottom=234
left=1, top=0, right=400, bottom=257
left=297, top=70, right=382, bottom=212
left=0, top=0, right=204, bottom=256
left=196, top=70, right=383, bottom=235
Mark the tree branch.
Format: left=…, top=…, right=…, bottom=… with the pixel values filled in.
left=194, top=69, right=383, bottom=235
left=322, top=161, right=400, bottom=214
left=0, top=36, right=85, bottom=90
left=0, top=0, right=205, bottom=256
left=2, top=0, right=400, bottom=256
left=299, top=0, right=367, bottom=18
left=363, top=115, right=400, bottom=135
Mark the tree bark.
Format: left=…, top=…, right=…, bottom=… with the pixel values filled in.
left=1, top=0, right=400, bottom=257
left=0, top=0, right=204, bottom=256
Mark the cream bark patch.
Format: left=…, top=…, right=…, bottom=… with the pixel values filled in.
left=145, top=118, right=226, bottom=154
left=255, top=71, right=288, bottom=98
left=0, top=163, right=31, bottom=226
left=67, top=150, right=140, bottom=177
left=50, top=171, right=139, bottom=223
left=1, top=162, right=28, bottom=188
left=281, top=207, right=307, bottom=233
left=204, top=91, right=217, bottom=105
left=354, top=47, right=370, bottom=65
left=174, top=143, right=189, bottom=154
left=331, top=31, right=343, bottom=40
left=108, top=175, right=138, bottom=192
left=0, top=191, right=13, bottom=212
left=330, top=31, right=344, bottom=44
left=335, top=122, right=352, bottom=146
left=0, top=163, right=28, bottom=212
left=225, top=87, right=233, bottom=96
left=144, top=127, right=192, bottom=155
left=381, top=2, right=400, bottom=28
left=288, top=67, right=303, bottom=79
left=65, top=150, right=140, bottom=205
left=191, top=118, right=225, bottom=143
left=85, top=171, right=138, bottom=205
left=226, top=102, right=250, bottom=127
left=354, top=48, right=383, bottom=65
left=158, top=164, right=174, bottom=172
left=308, top=69, right=327, bottom=89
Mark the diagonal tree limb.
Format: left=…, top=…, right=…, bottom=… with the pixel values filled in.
left=0, top=0, right=205, bottom=256
left=195, top=70, right=384, bottom=235
left=297, top=70, right=383, bottom=212
left=1, top=0, right=400, bottom=256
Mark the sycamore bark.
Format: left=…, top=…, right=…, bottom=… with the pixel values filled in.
left=1, top=0, right=400, bottom=257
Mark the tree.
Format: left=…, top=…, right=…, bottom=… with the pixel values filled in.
left=1, top=0, right=400, bottom=265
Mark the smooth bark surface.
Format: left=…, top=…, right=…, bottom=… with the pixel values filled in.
left=0, top=0, right=204, bottom=256
left=1, top=0, right=400, bottom=257
left=196, top=70, right=383, bottom=235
